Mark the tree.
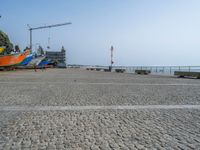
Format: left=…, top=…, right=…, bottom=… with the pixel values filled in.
left=0, top=30, right=13, bottom=53
left=37, top=45, right=44, bottom=55
left=61, top=46, right=65, bottom=52
left=15, top=45, right=20, bottom=53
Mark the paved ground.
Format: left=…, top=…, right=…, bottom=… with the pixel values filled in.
left=0, top=69, right=200, bottom=149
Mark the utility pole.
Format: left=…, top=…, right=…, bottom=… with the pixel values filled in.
left=27, top=22, right=72, bottom=52
left=110, top=46, right=114, bottom=71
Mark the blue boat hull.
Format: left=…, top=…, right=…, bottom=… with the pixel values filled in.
left=38, top=59, right=49, bottom=67
left=20, top=54, right=33, bottom=66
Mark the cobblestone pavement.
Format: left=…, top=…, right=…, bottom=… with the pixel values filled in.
left=1, top=110, right=200, bottom=149
left=0, top=69, right=200, bottom=106
left=0, top=69, right=200, bottom=149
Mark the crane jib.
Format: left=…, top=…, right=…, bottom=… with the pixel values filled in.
left=29, top=22, right=72, bottom=30
left=28, top=22, right=72, bottom=51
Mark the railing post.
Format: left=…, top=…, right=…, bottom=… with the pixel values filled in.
left=189, top=66, right=191, bottom=72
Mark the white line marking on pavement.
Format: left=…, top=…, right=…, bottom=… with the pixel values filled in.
left=0, top=105, right=200, bottom=111
left=79, top=83, right=200, bottom=86
left=0, top=81, right=199, bottom=86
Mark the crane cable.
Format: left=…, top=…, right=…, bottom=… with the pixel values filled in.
left=47, top=28, right=51, bottom=49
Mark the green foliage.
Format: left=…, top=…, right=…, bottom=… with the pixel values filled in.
left=0, top=30, right=13, bottom=52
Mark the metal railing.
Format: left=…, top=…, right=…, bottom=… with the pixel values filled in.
left=112, top=66, right=200, bottom=75
left=77, top=65, right=200, bottom=75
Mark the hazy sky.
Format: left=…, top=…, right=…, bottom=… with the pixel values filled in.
left=1, top=0, right=200, bottom=66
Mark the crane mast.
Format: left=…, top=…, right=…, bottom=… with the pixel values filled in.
left=28, top=22, right=72, bottom=51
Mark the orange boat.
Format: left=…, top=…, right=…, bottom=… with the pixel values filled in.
left=0, top=50, right=30, bottom=67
